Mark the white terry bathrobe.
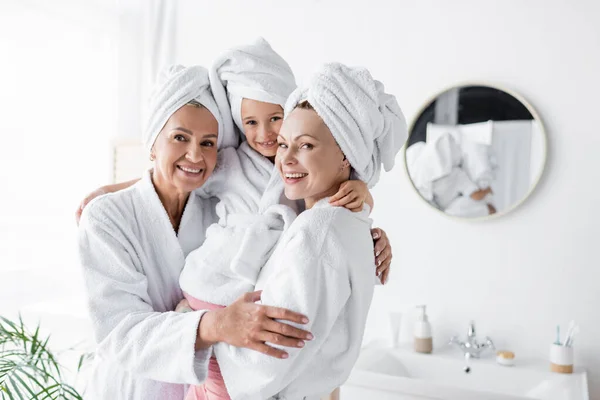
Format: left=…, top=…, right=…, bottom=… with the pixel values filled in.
left=180, top=143, right=297, bottom=306
left=214, top=63, right=408, bottom=400
left=78, top=65, right=236, bottom=400
left=179, top=37, right=298, bottom=305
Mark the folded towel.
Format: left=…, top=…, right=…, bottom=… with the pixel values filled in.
left=143, top=64, right=237, bottom=152
left=209, top=37, right=296, bottom=136
left=459, top=122, right=496, bottom=188
left=284, top=63, right=408, bottom=188
left=460, top=120, right=493, bottom=145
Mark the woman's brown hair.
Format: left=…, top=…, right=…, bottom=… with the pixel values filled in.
left=295, top=100, right=314, bottom=110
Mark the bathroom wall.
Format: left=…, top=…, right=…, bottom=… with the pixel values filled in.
left=173, top=0, right=600, bottom=395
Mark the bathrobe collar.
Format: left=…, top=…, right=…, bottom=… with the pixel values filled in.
left=138, top=169, right=203, bottom=255
left=310, top=196, right=371, bottom=216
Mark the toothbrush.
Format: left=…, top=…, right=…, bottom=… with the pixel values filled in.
left=565, top=325, right=580, bottom=347
left=555, top=325, right=561, bottom=345
left=563, top=321, right=575, bottom=347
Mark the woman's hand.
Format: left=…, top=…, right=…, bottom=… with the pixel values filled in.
left=372, top=228, right=392, bottom=284
left=329, top=180, right=373, bottom=212
left=75, top=187, right=107, bottom=224
left=197, top=291, right=313, bottom=359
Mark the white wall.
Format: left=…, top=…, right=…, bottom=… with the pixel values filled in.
left=174, top=0, right=600, bottom=396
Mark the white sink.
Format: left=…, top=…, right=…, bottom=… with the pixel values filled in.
left=341, top=344, right=588, bottom=400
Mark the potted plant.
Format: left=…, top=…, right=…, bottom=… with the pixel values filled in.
left=0, top=315, right=89, bottom=399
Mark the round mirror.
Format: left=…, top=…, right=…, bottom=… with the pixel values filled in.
left=405, top=84, right=546, bottom=219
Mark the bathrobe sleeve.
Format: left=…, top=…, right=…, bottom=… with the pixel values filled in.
left=78, top=211, right=211, bottom=385
left=215, top=231, right=351, bottom=399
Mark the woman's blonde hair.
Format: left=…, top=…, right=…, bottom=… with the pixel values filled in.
left=187, top=99, right=204, bottom=108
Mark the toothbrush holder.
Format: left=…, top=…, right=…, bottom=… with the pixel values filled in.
left=549, top=343, right=574, bottom=374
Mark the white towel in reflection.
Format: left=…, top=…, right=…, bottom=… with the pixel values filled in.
left=426, top=121, right=496, bottom=189
left=431, top=167, right=479, bottom=210
left=460, top=121, right=496, bottom=189
left=406, top=133, right=474, bottom=202
left=460, top=120, right=493, bottom=145
left=406, top=134, right=457, bottom=200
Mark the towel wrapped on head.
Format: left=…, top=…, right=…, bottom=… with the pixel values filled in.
left=284, top=62, right=408, bottom=188
left=209, top=37, right=296, bottom=138
left=142, top=64, right=238, bottom=152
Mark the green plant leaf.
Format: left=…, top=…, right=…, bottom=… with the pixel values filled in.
left=0, top=315, right=86, bottom=400
left=9, top=373, right=35, bottom=399
left=6, top=377, right=24, bottom=400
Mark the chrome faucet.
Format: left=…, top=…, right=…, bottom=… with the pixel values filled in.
left=449, top=321, right=495, bottom=359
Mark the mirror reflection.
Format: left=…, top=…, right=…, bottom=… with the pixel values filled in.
left=405, top=85, right=546, bottom=219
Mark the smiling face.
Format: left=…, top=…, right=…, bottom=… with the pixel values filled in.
left=276, top=104, right=350, bottom=209
left=151, top=104, right=219, bottom=196
left=240, top=98, right=284, bottom=159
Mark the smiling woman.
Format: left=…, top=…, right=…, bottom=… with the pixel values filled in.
left=150, top=104, right=218, bottom=230
left=77, top=64, right=313, bottom=400
left=204, top=62, right=407, bottom=400
left=277, top=101, right=352, bottom=210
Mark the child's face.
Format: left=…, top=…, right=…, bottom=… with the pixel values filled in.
left=240, top=99, right=284, bottom=159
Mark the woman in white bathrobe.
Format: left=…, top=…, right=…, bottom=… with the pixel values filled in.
left=194, top=63, right=408, bottom=400
left=77, top=65, right=313, bottom=400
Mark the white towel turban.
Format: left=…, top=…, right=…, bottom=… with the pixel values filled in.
left=209, top=37, right=297, bottom=138
left=284, top=62, right=408, bottom=188
left=143, top=64, right=238, bottom=152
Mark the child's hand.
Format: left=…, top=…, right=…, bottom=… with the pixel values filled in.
left=75, top=187, right=107, bottom=224
left=329, top=180, right=370, bottom=212
left=75, top=178, right=141, bottom=225
left=175, top=298, right=193, bottom=313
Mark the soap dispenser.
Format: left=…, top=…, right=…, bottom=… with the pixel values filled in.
left=414, top=305, right=433, bottom=354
